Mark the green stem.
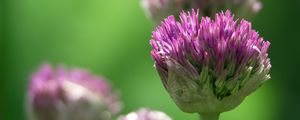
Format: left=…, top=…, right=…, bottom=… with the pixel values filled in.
left=199, top=113, right=220, bottom=120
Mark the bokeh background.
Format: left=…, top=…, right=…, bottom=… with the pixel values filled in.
left=1, top=0, right=300, bottom=120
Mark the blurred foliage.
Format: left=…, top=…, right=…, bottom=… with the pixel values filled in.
left=1, top=0, right=300, bottom=120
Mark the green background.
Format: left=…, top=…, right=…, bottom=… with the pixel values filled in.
left=1, top=0, right=299, bottom=120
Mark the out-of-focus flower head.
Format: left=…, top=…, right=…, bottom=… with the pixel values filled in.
left=141, top=0, right=174, bottom=24
left=117, top=108, right=172, bottom=120
left=27, top=64, right=121, bottom=120
left=150, top=9, right=270, bottom=114
left=141, top=0, right=262, bottom=25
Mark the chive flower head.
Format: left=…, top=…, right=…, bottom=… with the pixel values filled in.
left=27, top=64, right=121, bottom=120
left=150, top=9, right=270, bottom=113
left=117, top=108, right=172, bottom=120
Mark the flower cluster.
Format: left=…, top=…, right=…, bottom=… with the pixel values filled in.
left=27, top=64, right=121, bottom=120
left=25, top=1, right=271, bottom=120
left=150, top=10, right=270, bottom=113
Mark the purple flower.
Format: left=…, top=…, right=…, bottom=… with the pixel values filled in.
left=27, top=64, right=121, bottom=120
left=150, top=9, right=270, bottom=115
left=117, top=108, right=172, bottom=120
left=141, top=0, right=262, bottom=25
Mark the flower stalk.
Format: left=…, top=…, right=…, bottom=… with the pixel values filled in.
left=199, top=113, right=220, bottom=120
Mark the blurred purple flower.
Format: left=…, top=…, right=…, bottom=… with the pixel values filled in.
left=27, top=64, right=121, bottom=120
left=117, top=108, right=172, bottom=120
left=141, top=0, right=262, bottom=25
left=141, top=0, right=177, bottom=25
left=150, top=9, right=271, bottom=115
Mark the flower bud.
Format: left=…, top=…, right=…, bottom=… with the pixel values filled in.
left=26, top=64, right=121, bottom=120
left=117, top=108, right=172, bottom=120
left=150, top=9, right=271, bottom=115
